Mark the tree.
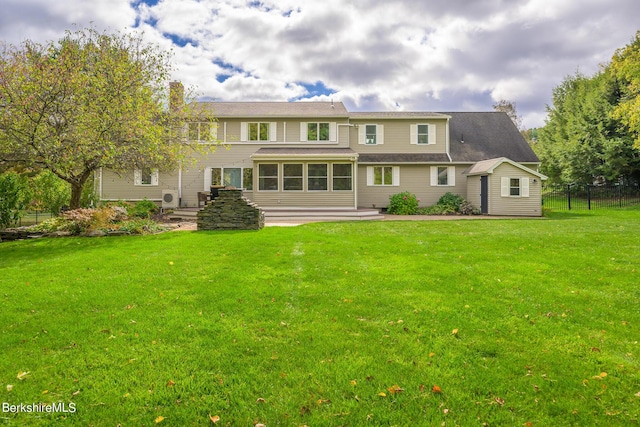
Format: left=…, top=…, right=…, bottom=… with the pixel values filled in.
left=0, top=171, right=30, bottom=228
left=609, top=31, right=640, bottom=149
left=0, top=27, right=215, bottom=208
left=493, top=99, right=523, bottom=130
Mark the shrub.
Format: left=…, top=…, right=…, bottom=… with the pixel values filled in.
left=387, top=191, right=419, bottom=215
left=417, top=192, right=480, bottom=216
left=117, top=218, right=165, bottom=235
left=0, top=172, right=31, bottom=228
left=128, top=199, right=159, bottom=218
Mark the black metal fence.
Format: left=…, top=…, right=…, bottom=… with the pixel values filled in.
left=542, top=183, right=640, bottom=210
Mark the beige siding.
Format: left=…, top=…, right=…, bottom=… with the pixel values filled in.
left=254, top=192, right=354, bottom=209
left=100, top=169, right=179, bottom=201
left=466, top=175, right=482, bottom=209
left=489, top=163, right=542, bottom=216
left=357, top=165, right=468, bottom=209
left=181, top=146, right=259, bottom=207
left=350, top=119, right=448, bottom=154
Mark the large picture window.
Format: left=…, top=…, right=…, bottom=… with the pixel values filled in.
left=210, top=167, right=253, bottom=190
left=332, top=164, right=352, bottom=191
left=308, top=164, right=328, bottom=191
left=258, top=164, right=278, bottom=191
left=283, top=164, right=303, bottom=191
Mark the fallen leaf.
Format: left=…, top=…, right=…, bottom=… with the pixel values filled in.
left=72, top=390, right=80, bottom=396
left=209, top=414, right=220, bottom=424
left=495, top=397, right=505, bottom=405
left=6, top=384, right=13, bottom=392
left=634, top=391, right=640, bottom=397
left=378, top=392, right=387, bottom=397
left=155, top=415, right=165, bottom=423
left=419, top=384, right=425, bottom=392
left=388, top=384, right=404, bottom=394
left=256, top=398, right=265, bottom=404
left=432, top=385, right=442, bottom=393
left=42, top=390, right=49, bottom=394
left=168, top=261, right=174, bottom=265
left=451, top=328, right=459, bottom=336
left=350, top=379, right=357, bottom=386
left=429, top=352, right=435, bottom=357
left=16, top=371, right=30, bottom=380
left=123, top=393, right=130, bottom=398
left=167, top=380, right=175, bottom=387
left=443, top=408, right=449, bottom=414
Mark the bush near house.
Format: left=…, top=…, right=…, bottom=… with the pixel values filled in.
left=418, top=192, right=480, bottom=215
left=387, top=191, right=420, bottom=215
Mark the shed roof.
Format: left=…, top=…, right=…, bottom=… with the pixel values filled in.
left=463, top=157, right=548, bottom=179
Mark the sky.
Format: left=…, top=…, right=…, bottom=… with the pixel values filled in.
left=1, top=0, right=639, bottom=129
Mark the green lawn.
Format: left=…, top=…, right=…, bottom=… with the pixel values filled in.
left=1, top=209, right=639, bottom=426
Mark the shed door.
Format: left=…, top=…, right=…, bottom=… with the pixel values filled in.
left=480, top=175, right=489, bottom=214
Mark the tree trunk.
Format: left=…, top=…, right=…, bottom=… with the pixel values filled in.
left=69, top=181, right=84, bottom=210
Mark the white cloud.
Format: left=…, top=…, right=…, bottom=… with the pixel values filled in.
left=1, top=0, right=639, bottom=128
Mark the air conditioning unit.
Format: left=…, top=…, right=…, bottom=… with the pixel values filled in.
left=161, top=190, right=179, bottom=209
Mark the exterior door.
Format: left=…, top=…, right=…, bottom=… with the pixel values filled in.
left=480, top=175, right=489, bottom=214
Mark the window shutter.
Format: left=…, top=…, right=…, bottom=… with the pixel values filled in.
left=377, top=125, right=384, bottom=145
left=151, top=169, right=159, bottom=186
left=428, top=124, right=436, bottom=145
left=448, top=166, right=455, bottom=186
left=329, top=122, right=337, bottom=142
left=366, top=167, right=374, bottom=185
left=358, top=125, right=366, bottom=144
left=410, top=124, right=417, bottom=145
left=204, top=167, right=212, bottom=191
left=430, top=166, right=437, bottom=186
left=134, top=169, right=141, bottom=186
left=300, top=122, right=308, bottom=142
left=522, top=177, right=530, bottom=197
left=270, top=122, right=277, bottom=141
left=501, top=177, right=510, bottom=197
left=240, top=122, right=248, bottom=142
left=392, top=166, right=400, bottom=186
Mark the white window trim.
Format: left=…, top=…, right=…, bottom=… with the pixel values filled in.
left=307, top=163, right=329, bottom=192
left=300, top=122, right=337, bottom=142
left=366, top=166, right=399, bottom=186
left=332, top=163, right=353, bottom=192
left=430, top=166, right=456, bottom=187
left=204, top=167, right=254, bottom=191
left=241, top=122, right=277, bottom=142
left=188, top=122, right=217, bottom=142
left=411, top=124, right=436, bottom=145
left=283, top=163, right=304, bottom=192
left=501, top=177, right=530, bottom=197
left=134, top=168, right=159, bottom=186
left=358, top=124, right=384, bottom=145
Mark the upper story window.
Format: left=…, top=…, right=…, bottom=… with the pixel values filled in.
left=249, top=122, right=270, bottom=141
left=188, top=122, right=216, bottom=142
left=308, top=123, right=330, bottom=141
left=358, top=124, right=384, bottom=145
left=300, top=122, right=337, bottom=142
left=411, top=124, right=435, bottom=145
left=241, top=122, right=277, bottom=142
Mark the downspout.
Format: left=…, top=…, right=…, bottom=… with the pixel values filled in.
left=99, top=168, right=103, bottom=201
left=178, top=164, right=183, bottom=206
left=445, top=117, right=452, bottom=162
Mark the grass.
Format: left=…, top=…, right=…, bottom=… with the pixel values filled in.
left=1, top=208, right=639, bottom=426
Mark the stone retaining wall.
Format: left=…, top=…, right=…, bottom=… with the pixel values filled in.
left=197, top=189, right=264, bottom=231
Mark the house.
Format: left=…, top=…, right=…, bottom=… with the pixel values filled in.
left=97, top=86, right=546, bottom=216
